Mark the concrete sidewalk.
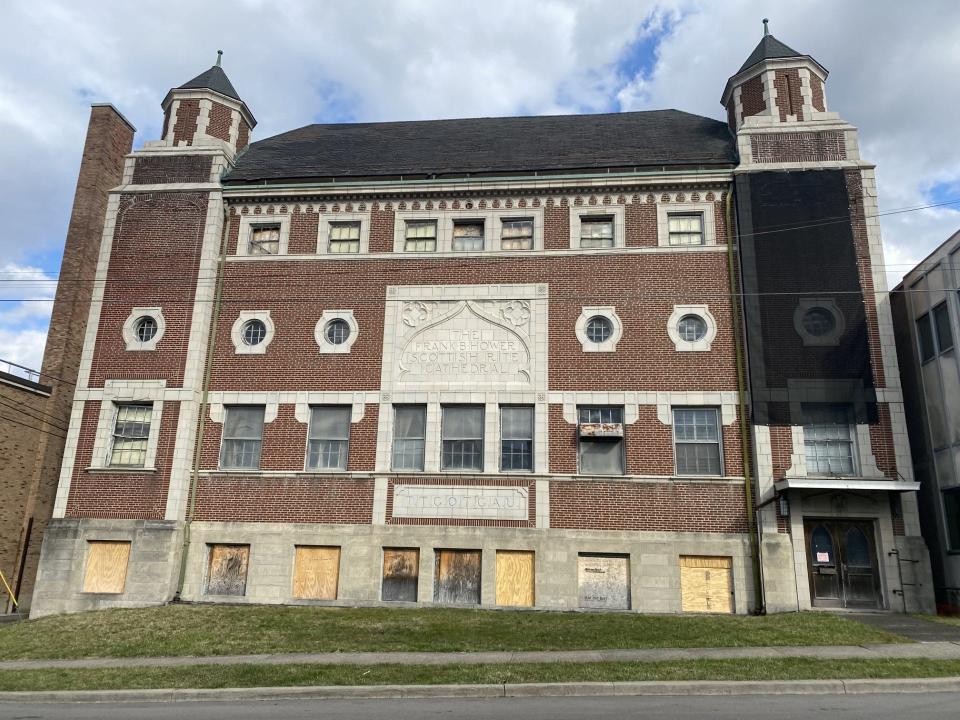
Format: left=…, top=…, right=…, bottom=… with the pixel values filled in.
left=4, top=641, right=960, bottom=672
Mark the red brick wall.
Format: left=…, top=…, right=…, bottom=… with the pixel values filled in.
left=625, top=197, right=657, bottom=247
left=740, top=75, right=766, bottom=117
left=369, top=204, right=395, bottom=253
left=132, top=155, right=212, bottom=185
left=810, top=75, right=825, bottom=112
left=237, top=120, right=250, bottom=151
left=544, top=199, right=569, bottom=250
left=207, top=102, right=233, bottom=143
left=774, top=69, right=804, bottom=121
left=550, top=480, right=747, bottom=532
left=207, top=250, right=737, bottom=393
left=172, top=100, right=200, bottom=146
left=751, top=132, right=846, bottom=164
left=289, top=210, right=319, bottom=254
left=65, top=401, right=179, bottom=519
left=386, top=477, right=535, bottom=527
left=192, top=476, right=374, bottom=523
left=869, top=403, right=898, bottom=478
left=88, top=192, right=208, bottom=387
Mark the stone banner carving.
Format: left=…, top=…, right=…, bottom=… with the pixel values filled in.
left=397, top=300, right=532, bottom=385
left=392, top=485, right=529, bottom=521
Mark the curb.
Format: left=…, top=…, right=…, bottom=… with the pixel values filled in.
left=3, top=677, right=960, bottom=703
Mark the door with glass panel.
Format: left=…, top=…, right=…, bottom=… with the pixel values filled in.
left=804, top=519, right=882, bottom=609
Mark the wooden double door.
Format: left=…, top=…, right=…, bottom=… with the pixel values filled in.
left=804, top=519, right=882, bottom=609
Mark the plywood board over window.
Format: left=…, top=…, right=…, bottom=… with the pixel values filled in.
left=82, top=541, right=131, bottom=594
left=382, top=548, right=419, bottom=602
left=578, top=553, right=630, bottom=610
left=495, top=550, right=535, bottom=607
left=206, top=544, right=250, bottom=596
left=434, top=549, right=481, bottom=605
left=293, top=546, right=341, bottom=600
left=680, top=555, right=734, bottom=613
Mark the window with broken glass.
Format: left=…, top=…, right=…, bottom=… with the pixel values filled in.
left=109, top=403, right=152, bottom=467
left=501, top=218, right=534, bottom=250
left=452, top=221, right=484, bottom=251
left=248, top=225, right=281, bottom=255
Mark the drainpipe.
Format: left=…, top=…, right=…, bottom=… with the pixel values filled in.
left=173, top=206, right=231, bottom=601
left=726, top=189, right=764, bottom=614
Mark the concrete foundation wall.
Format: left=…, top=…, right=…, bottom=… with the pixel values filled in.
left=32, top=518, right=757, bottom=616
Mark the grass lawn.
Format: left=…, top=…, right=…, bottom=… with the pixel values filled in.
left=0, top=605, right=904, bottom=660
left=925, top=615, right=960, bottom=627
left=0, top=658, right=957, bottom=692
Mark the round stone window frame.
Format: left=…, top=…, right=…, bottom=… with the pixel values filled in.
left=122, top=307, right=166, bottom=351
left=793, top=298, right=845, bottom=347
left=231, top=310, right=275, bottom=355
left=667, top=304, right=717, bottom=352
left=576, top=306, right=623, bottom=352
left=316, top=310, right=359, bottom=354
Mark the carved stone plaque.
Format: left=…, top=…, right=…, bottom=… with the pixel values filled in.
left=392, top=485, right=529, bottom=521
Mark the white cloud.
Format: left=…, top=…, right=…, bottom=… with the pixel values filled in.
left=0, top=0, right=957, bottom=342
left=0, top=328, right=47, bottom=375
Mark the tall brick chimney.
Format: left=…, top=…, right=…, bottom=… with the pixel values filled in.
left=8, top=104, right=134, bottom=610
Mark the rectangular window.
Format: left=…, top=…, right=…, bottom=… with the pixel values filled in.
left=328, top=221, right=361, bottom=254
left=580, top=216, right=614, bottom=248
left=943, top=488, right=960, bottom=551
left=452, top=221, right=484, bottom=251
left=442, top=405, right=484, bottom=471
left=404, top=220, right=437, bottom=252
left=578, top=406, right=625, bottom=475
left=220, top=405, right=265, bottom=470
left=307, top=406, right=351, bottom=471
left=802, top=403, right=857, bottom=476
left=248, top=224, right=280, bottom=255
left=392, top=405, right=426, bottom=471
left=667, top=213, right=704, bottom=246
left=673, top=407, right=722, bottom=476
left=109, top=403, right=151, bottom=467
left=501, top=405, right=534, bottom=471
left=917, top=312, right=936, bottom=362
left=501, top=218, right=534, bottom=250
left=933, top=301, right=954, bottom=353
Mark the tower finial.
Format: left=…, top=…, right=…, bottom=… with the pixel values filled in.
left=762, top=18, right=770, bottom=36
left=215, top=50, right=223, bottom=67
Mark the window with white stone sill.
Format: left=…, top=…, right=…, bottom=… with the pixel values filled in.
left=219, top=405, right=265, bottom=470
left=392, top=405, right=426, bottom=471
left=577, top=406, right=625, bottom=475
left=672, top=407, right=723, bottom=476
left=236, top=214, right=291, bottom=257
left=108, top=403, right=152, bottom=467
left=441, top=405, right=484, bottom=471
left=306, top=406, right=351, bottom=471
left=801, top=403, right=858, bottom=476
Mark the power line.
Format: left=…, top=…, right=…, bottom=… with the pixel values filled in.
left=0, top=411, right=67, bottom=441
left=0, top=397, right=69, bottom=434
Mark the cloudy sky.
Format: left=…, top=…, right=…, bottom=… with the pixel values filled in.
left=1, top=0, right=958, bottom=372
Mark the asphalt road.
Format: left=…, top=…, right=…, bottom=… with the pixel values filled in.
left=2, top=693, right=959, bottom=719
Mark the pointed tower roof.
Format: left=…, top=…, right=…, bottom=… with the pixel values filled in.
left=737, top=33, right=804, bottom=73
left=162, top=51, right=256, bottom=128
left=177, top=64, right=241, bottom=101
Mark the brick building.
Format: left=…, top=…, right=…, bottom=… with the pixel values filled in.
left=0, top=106, right=133, bottom=613
left=29, top=29, right=934, bottom=616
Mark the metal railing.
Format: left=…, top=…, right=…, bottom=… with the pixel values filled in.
left=0, top=358, right=43, bottom=384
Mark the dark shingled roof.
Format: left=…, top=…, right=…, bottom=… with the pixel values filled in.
left=224, top=109, right=736, bottom=184
left=177, top=65, right=241, bottom=101
left=737, top=34, right=804, bottom=73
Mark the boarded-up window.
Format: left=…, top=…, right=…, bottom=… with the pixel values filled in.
left=578, top=553, right=630, bottom=610
left=293, top=546, right=340, bottom=600
left=82, top=541, right=131, bottom=594
left=434, top=549, right=481, bottom=604
left=495, top=550, right=534, bottom=607
left=206, top=544, right=250, bottom=596
left=382, top=548, right=419, bottom=602
left=680, top=555, right=733, bottom=613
